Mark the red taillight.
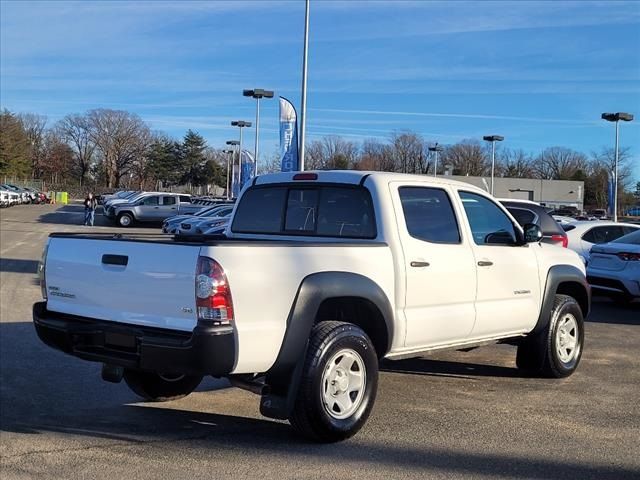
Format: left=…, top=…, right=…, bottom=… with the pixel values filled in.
left=551, top=234, right=568, bottom=248
left=617, top=252, right=640, bottom=261
left=195, top=256, right=234, bottom=325
left=293, top=173, right=318, bottom=181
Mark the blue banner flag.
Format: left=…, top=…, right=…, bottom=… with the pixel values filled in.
left=607, top=170, right=616, bottom=216
left=233, top=150, right=255, bottom=198
left=279, top=97, right=299, bottom=172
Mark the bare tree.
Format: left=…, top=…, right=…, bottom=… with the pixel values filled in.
left=532, top=147, right=588, bottom=180
left=87, top=109, right=151, bottom=188
left=389, top=131, right=427, bottom=174
left=18, top=113, right=47, bottom=178
left=499, top=148, right=534, bottom=178
left=443, top=140, right=487, bottom=176
left=304, top=136, right=359, bottom=170
left=56, top=114, right=96, bottom=186
left=41, top=130, right=74, bottom=184
left=357, top=138, right=394, bottom=171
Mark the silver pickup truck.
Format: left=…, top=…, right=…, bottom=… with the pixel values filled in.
left=104, top=192, right=198, bottom=227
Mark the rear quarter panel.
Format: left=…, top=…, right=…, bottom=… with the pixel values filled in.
left=202, top=243, right=395, bottom=374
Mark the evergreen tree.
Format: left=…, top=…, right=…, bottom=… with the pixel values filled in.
left=147, top=137, right=182, bottom=188
left=0, top=110, right=31, bottom=177
left=180, top=130, right=208, bottom=186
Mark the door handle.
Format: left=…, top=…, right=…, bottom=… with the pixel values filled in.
left=102, top=254, right=128, bottom=266
left=154, top=206, right=159, bottom=209
left=410, top=261, right=430, bottom=268
left=477, top=260, right=493, bottom=267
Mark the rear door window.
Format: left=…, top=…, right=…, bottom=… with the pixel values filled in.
left=141, top=196, right=159, bottom=206
left=582, top=226, right=625, bottom=244
left=162, top=196, right=176, bottom=206
left=399, top=187, right=460, bottom=243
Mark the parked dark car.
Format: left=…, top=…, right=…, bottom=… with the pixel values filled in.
left=500, top=199, right=568, bottom=247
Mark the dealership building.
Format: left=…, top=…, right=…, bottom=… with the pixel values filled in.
left=446, top=175, right=585, bottom=211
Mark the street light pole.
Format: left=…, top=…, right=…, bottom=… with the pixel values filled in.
left=243, top=89, right=274, bottom=177
left=601, top=112, right=634, bottom=222
left=225, top=140, right=240, bottom=199
left=483, top=135, right=504, bottom=196
left=428, top=143, right=443, bottom=177
left=222, top=149, right=234, bottom=200
left=299, top=0, right=310, bottom=171
left=231, top=121, right=252, bottom=198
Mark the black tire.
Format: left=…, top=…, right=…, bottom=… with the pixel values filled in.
left=117, top=212, right=133, bottom=227
left=289, top=321, right=378, bottom=443
left=123, top=370, right=203, bottom=402
left=516, top=294, right=584, bottom=378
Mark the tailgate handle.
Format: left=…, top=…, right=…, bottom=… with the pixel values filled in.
left=102, top=254, right=128, bottom=266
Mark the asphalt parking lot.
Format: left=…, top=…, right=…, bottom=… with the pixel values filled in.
left=1, top=203, right=638, bottom=480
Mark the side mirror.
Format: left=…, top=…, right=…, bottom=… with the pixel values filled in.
left=523, top=223, right=543, bottom=243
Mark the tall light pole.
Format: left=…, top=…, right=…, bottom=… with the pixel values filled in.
left=225, top=140, right=240, bottom=199
left=299, top=0, right=310, bottom=171
left=243, top=89, right=274, bottom=177
left=428, top=143, right=443, bottom=177
left=231, top=121, right=252, bottom=198
left=483, top=135, right=504, bottom=196
left=601, top=112, right=634, bottom=222
left=222, top=149, right=234, bottom=200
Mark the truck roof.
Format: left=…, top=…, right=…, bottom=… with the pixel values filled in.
left=255, top=170, right=489, bottom=194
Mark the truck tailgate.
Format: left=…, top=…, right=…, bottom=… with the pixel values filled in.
left=45, top=238, right=200, bottom=331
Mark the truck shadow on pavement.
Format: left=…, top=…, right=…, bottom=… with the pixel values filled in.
left=0, top=322, right=637, bottom=479
left=380, top=357, right=521, bottom=379
left=587, top=297, right=639, bottom=325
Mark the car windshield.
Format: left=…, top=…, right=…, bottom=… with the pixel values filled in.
left=196, top=205, right=228, bottom=216
left=612, top=230, right=640, bottom=245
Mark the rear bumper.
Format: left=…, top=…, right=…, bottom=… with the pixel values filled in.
left=33, top=302, right=236, bottom=376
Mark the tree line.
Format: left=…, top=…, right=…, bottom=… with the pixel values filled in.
left=1, top=108, right=637, bottom=208
left=0, top=108, right=225, bottom=191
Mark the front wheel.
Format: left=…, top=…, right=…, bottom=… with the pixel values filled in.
left=123, top=370, right=203, bottom=402
left=289, top=321, right=379, bottom=442
left=117, top=212, right=133, bottom=227
left=517, top=294, right=584, bottom=378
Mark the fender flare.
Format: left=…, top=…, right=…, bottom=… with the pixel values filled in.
left=261, top=271, right=393, bottom=419
left=531, top=264, right=591, bottom=335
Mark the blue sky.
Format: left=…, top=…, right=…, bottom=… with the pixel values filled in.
left=1, top=0, right=639, bottom=181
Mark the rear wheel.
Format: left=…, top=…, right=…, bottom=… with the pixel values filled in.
left=123, top=370, right=203, bottom=402
left=289, top=321, right=378, bottom=442
left=517, top=294, right=584, bottom=378
left=118, top=212, right=133, bottom=227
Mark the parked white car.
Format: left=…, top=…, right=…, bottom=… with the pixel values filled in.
left=587, top=230, right=640, bottom=304
left=163, top=204, right=233, bottom=234
left=175, top=205, right=234, bottom=235
left=553, top=215, right=577, bottom=226
left=562, top=221, right=640, bottom=263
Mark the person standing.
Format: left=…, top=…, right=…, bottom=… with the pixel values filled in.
left=84, top=192, right=97, bottom=226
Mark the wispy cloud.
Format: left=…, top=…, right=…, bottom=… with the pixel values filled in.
left=311, top=108, right=599, bottom=125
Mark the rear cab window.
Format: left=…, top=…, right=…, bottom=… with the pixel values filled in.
left=232, top=184, right=376, bottom=239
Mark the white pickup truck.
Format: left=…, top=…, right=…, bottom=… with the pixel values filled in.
left=34, top=171, right=590, bottom=442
